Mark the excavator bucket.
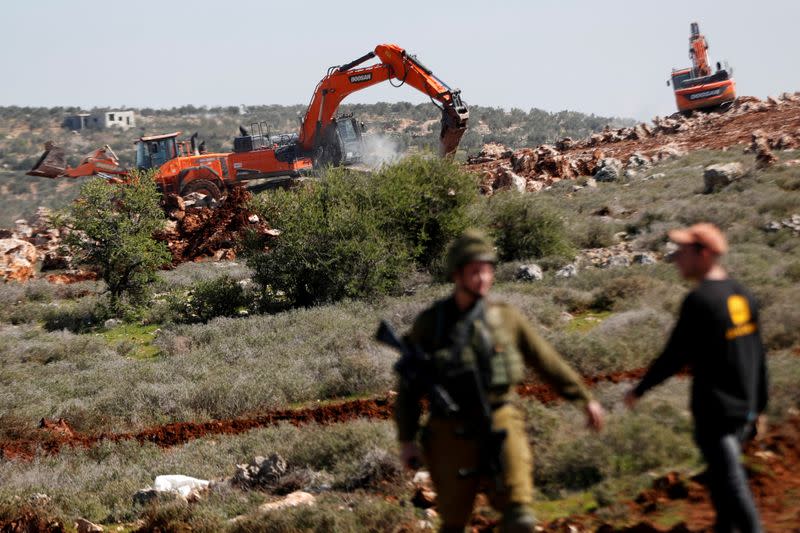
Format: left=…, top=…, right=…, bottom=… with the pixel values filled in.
left=438, top=91, right=470, bottom=157
left=27, top=141, right=68, bottom=178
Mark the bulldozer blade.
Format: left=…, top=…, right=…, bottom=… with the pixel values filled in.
left=27, top=142, right=68, bottom=178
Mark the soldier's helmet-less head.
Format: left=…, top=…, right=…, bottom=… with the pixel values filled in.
left=445, top=228, right=498, bottom=276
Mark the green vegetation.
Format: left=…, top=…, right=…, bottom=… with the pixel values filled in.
left=66, top=169, right=170, bottom=311
left=479, top=190, right=576, bottom=261
left=247, top=156, right=477, bottom=307
left=0, top=148, right=799, bottom=530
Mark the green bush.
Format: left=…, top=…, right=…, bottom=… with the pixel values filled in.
left=247, top=157, right=477, bottom=308
left=66, top=169, right=171, bottom=311
left=369, top=156, right=479, bottom=269
left=484, top=191, right=575, bottom=262
left=170, top=275, right=248, bottom=324
left=248, top=172, right=411, bottom=307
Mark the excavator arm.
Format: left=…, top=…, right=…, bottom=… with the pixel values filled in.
left=689, top=22, right=711, bottom=77
left=299, top=43, right=469, bottom=157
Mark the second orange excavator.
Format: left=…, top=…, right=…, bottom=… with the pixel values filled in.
left=28, top=43, right=469, bottom=199
left=668, top=22, right=736, bottom=114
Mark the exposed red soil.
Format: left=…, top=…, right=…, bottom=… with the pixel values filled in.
left=0, top=368, right=653, bottom=462
left=2, top=374, right=799, bottom=532
left=0, top=511, right=65, bottom=533
left=534, top=415, right=800, bottom=532
left=43, top=270, right=98, bottom=284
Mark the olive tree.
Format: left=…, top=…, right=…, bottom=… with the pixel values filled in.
left=68, top=169, right=170, bottom=310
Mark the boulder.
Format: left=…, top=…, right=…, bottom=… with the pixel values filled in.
left=627, top=152, right=651, bottom=169
left=152, top=475, right=210, bottom=498
left=14, top=219, right=33, bottom=239
left=1, top=238, right=37, bottom=282
left=104, top=318, right=122, bottom=329
left=75, top=518, right=104, bottom=533
left=703, top=162, right=745, bottom=193
left=516, top=264, right=543, bottom=281
left=257, top=491, right=315, bottom=512
left=594, top=158, right=623, bottom=182
left=654, top=144, right=686, bottom=161
left=233, top=453, right=288, bottom=489
left=510, top=151, right=536, bottom=173
left=469, top=143, right=512, bottom=163
left=555, top=263, right=578, bottom=278
left=555, top=137, right=575, bottom=151
left=605, top=255, right=631, bottom=268
left=492, top=167, right=527, bottom=192
left=633, top=252, right=658, bottom=265
left=183, top=192, right=214, bottom=208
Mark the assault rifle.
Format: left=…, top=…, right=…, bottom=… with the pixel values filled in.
left=375, top=320, right=460, bottom=416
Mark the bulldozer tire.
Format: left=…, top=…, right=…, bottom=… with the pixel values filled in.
left=181, top=179, right=223, bottom=200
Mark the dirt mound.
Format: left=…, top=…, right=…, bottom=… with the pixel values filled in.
left=468, top=93, right=800, bottom=193
left=156, top=185, right=276, bottom=264
left=0, top=397, right=394, bottom=461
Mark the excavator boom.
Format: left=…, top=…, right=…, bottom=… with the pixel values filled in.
left=299, top=43, right=469, bottom=158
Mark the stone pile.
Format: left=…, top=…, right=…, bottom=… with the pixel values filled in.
left=0, top=207, right=76, bottom=282
left=764, top=214, right=800, bottom=235
left=232, top=453, right=288, bottom=489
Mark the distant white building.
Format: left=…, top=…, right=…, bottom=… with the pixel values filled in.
left=63, top=110, right=136, bottom=131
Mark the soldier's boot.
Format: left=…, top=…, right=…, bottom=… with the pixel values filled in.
left=501, top=503, right=536, bottom=533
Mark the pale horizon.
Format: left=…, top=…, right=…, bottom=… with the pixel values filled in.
left=2, top=0, right=799, bottom=121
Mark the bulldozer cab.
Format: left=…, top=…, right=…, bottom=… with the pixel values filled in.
left=136, top=132, right=181, bottom=170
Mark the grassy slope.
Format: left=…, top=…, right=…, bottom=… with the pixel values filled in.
left=1, top=148, right=799, bottom=529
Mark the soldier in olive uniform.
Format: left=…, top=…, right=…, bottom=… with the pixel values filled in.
left=394, top=229, right=605, bottom=532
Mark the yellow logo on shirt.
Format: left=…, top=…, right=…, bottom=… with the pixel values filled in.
left=726, top=295, right=756, bottom=339
left=727, top=295, right=751, bottom=325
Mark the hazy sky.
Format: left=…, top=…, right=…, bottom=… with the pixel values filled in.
left=2, top=0, right=799, bottom=120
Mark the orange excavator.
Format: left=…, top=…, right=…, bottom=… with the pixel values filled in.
left=668, top=22, right=736, bottom=114
left=27, top=43, right=469, bottom=199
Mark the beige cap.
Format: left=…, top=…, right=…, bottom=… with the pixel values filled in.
left=668, top=222, right=728, bottom=255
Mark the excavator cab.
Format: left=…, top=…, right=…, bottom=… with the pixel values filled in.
left=334, top=115, right=363, bottom=166
left=136, top=132, right=181, bottom=170
left=314, top=116, right=364, bottom=168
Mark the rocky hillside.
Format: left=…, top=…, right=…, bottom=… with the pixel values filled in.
left=469, top=93, right=800, bottom=193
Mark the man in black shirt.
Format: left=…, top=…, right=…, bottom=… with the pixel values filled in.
left=625, top=222, right=767, bottom=533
